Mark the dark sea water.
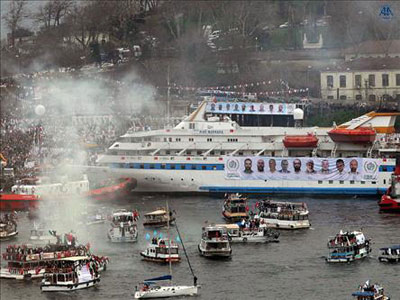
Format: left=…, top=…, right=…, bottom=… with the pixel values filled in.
left=1, top=195, right=399, bottom=300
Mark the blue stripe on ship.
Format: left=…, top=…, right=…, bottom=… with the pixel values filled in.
left=199, top=186, right=387, bottom=195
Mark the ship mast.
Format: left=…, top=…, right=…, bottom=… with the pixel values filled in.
left=166, top=200, right=172, bottom=283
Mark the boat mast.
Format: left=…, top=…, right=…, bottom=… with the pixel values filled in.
left=166, top=200, right=172, bottom=283
left=175, top=220, right=197, bottom=285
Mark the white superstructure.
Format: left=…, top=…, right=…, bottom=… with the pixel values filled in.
left=96, top=100, right=400, bottom=195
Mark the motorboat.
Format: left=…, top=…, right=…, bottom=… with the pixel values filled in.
left=257, top=200, right=310, bottom=229
left=282, top=133, right=318, bottom=148
left=108, top=209, right=138, bottom=242
left=216, top=223, right=279, bottom=243
left=134, top=275, right=198, bottom=299
left=326, top=230, right=371, bottom=263
left=143, top=208, right=175, bottom=227
left=0, top=214, right=18, bottom=241
left=222, top=193, right=249, bottom=222
left=40, top=256, right=100, bottom=292
left=198, top=224, right=232, bottom=258
left=140, top=238, right=181, bottom=263
left=352, top=280, right=390, bottom=300
left=378, top=156, right=400, bottom=213
left=378, top=245, right=400, bottom=263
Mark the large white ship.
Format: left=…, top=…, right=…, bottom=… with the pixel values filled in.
left=96, top=100, right=400, bottom=195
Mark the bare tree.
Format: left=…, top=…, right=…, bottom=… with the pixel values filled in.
left=3, top=0, right=28, bottom=47
left=35, top=0, right=73, bottom=29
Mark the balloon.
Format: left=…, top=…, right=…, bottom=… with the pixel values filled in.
left=35, top=105, right=46, bottom=116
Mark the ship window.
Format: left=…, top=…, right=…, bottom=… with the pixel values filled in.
left=212, top=166, right=217, bottom=170
left=221, top=151, right=225, bottom=155
left=166, top=150, right=170, bottom=155
left=238, top=152, right=243, bottom=156
left=369, top=74, right=375, bottom=87
left=197, top=151, right=202, bottom=155
left=361, top=181, right=365, bottom=184
left=140, top=164, right=144, bottom=169
left=328, top=180, right=333, bottom=184
left=191, top=178, right=194, bottom=181
left=350, top=180, right=355, bottom=184
left=327, top=96, right=334, bottom=100
left=161, top=164, right=166, bottom=169
left=168, top=138, right=172, bottom=142
left=339, top=75, right=346, bottom=87
left=372, top=181, right=376, bottom=184
left=176, top=138, right=181, bottom=142
left=189, top=123, right=195, bottom=129
left=318, top=181, right=323, bottom=184
left=164, top=138, right=167, bottom=142
left=181, top=165, right=185, bottom=170
left=189, top=138, right=194, bottom=142
left=202, top=166, right=206, bottom=170
left=339, top=95, right=347, bottom=100
left=150, top=165, right=154, bottom=169
left=339, top=181, right=344, bottom=184
left=383, top=179, right=386, bottom=185
left=382, top=166, right=387, bottom=171
left=382, top=74, right=389, bottom=86
left=327, top=75, right=333, bottom=88
left=187, top=151, right=191, bottom=155
left=181, top=178, right=184, bottom=181
left=170, top=164, right=175, bottom=169
left=355, top=94, right=362, bottom=100
left=207, top=138, right=212, bottom=142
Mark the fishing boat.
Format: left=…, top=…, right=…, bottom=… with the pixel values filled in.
left=378, top=245, right=400, bottom=263
left=282, top=133, right=318, bottom=148
left=108, top=209, right=138, bottom=242
left=140, top=238, right=181, bottom=263
left=143, top=208, right=175, bottom=227
left=326, top=230, right=371, bottom=263
left=40, top=256, right=101, bottom=292
left=198, top=224, right=232, bottom=258
left=134, top=202, right=198, bottom=299
left=378, top=156, right=400, bottom=213
left=87, top=177, right=136, bottom=201
left=95, top=100, right=399, bottom=196
left=222, top=193, right=249, bottom=222
left=352, top=280, right=390, bottom=300
left=257, top=200, right=310, bottom=229
left=216, top=223, right=279, bottom=243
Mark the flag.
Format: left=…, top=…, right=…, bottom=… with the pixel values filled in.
left=175, top=236, right=181, bottom=243
left=145, top=233, right=151, bottom=240
left=159, top=233, right=163, bottom=239
left=153, top=230, right=157, bottom=236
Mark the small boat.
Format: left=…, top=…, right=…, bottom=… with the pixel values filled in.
left=140, top=238, right=181, bottom=263
left=198, top=224, right=232, bottom=258
left=328, top=127, right=376, bottom=144
left=378, top=157, right=400, bottom=213
left=0, top=214, right=18, bottom=241
left=87, top=177, right=136, bottom=201
left=378, top=245, right=400, bottom=263
left=352, top=280, right=390, bottom=300
left=143, top=208, right=175, bottom=227
left=257, top=200, right=310, bottom=229
left=30, top=225, right=57, bottom=244
left=326, top=230, right=371, bottom=263
left=108, top=209, right=138, bottom=242
left=216, top=223, right=279, bottom=243
left=222, top=193, right=249, bottom=222
left=40, top=256, right=101, bottom=292
left=134, top=275, right=198, bottom=299
left=282, top=133, right=318, bottom=148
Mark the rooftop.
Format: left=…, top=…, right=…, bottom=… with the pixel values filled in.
left=322, top=58, right=400, bottom=72
left=344, top=40, right=400, bottom=55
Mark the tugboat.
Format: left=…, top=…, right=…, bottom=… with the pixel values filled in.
left=143, top=208, right=175, bottom=227
left=40, top=256, right=101, bottom=292
left=326, top=230, right=371, bottom=263
left=140, top=237, right=181, bottom=263
left=216, top=222, right=279, bottom=243
left=378, top=156, right=400, bottom=213
left=198, top=224, right=232, bottom=258
left=257, top=200, right=310, bottom=229
left=0, top=214, right=18, bottom=241
left=378, top=245, right=400, bottom=263
left=352, top=280, right=390, bottom=300
left=108, top=209, right=138, bottom=242
left=222, top=193, right=249, bottom=222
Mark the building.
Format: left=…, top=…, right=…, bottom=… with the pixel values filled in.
left=344, top=40, right=400, bottom=61
left=320, top=58, right=400, bottom=102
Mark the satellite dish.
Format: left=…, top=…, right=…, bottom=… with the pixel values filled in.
left=35, top=104, right=46, bottom=116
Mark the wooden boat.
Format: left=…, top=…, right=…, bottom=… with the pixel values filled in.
left=352, top=281, right=390, bottom=300
left=283, top=134, right=318, bottom=148
left=143, top=208, right=175, bottom=227
left=328, top=127, right=376, bottom=144
left=222, top=193, right=249, bottom=223
left=378, top=245, right=400, bottom=263
left=140, top=238, right=181, bottom=263
left=326, top=230, right=371, bottom=263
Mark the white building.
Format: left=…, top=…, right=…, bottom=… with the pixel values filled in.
left=320, top=58, right=400, bottom=102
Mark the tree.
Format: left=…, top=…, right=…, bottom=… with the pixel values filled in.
left=35, top=0, right=73, bottom=28
left=3, top=0, right=28, bottom=48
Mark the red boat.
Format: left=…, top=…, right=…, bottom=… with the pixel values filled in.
left=328, top=127, right=376, bottom=144
left=87, top=177, right=136, bottom=201
left=0, top=194, right=40, bottom=211
left=378, top=156, right=400, bottom=213
left=283, top=134, right=318, bottom=148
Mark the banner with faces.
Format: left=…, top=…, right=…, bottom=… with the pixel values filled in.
left=206, top=102, right=295, bottom=115
left=224, top=157, right=380, bottom=181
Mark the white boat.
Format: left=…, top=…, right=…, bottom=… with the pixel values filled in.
left=216, top=223, right=279, bottom=243
left=95, top=100, right=400, bottom=196
left=0, top=222, right=18, bottom=241
left=352, top=280, right=390, bottom=300
left=198, top=224, right=232, bottom=258
left=140, top=238, right=181, bottom=263
left=108, top=209, right=138, bottom=242
left=257, top=200, right=310, bottom=229
left=378, top=245, right=400, bottom=263
left=40, top=256, right=100, bottom=292
left=326, top=230, right=371, bottom=263
left=143, top=208, right=175, bottom=227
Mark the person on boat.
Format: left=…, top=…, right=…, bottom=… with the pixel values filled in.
left=193, top=276, right=198, bottom=286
